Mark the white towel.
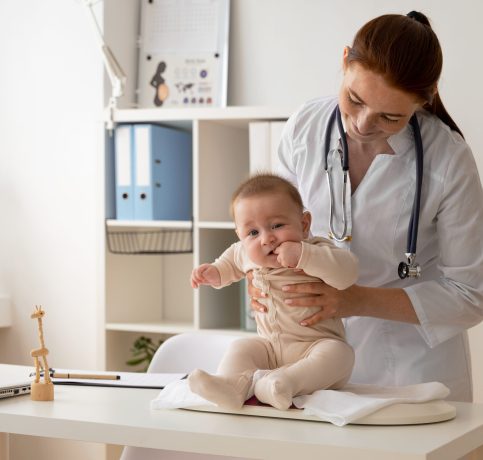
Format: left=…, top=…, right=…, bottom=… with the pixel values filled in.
left=293, top=381, right=450, bottom=426
left=151, top=379, right=215, bottom=410
left=150, top=369, right=268, bottom=410
left=151, top=379, right=449, bottom=427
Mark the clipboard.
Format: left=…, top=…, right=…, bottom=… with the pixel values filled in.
left=137, top=0, right=230, bottom=108
left=48, top=369, right=187, bottom=390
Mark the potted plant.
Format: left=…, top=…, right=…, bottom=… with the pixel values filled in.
left=126, top=336, right=163, bottom=372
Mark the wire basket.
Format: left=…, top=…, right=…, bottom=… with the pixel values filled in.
left=106, top=226, right=193, bottom=255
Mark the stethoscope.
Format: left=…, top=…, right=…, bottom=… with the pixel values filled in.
left=324, top=105, right=423, bottom=279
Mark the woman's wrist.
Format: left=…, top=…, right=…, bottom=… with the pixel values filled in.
left=350, top=285, right=419, bottom=324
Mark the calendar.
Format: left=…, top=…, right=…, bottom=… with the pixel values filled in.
left=137, top=0, right=229, bottom=108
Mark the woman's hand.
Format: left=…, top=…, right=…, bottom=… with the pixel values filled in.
left=246, top=272, right=360, bottom=320
left=281, top=282, right=419, bottom=326
left=246, top=271, right=268, bottom=313
left=247, top=274, right=418, bottom=326
left=282, top=282, right=362, bottom=326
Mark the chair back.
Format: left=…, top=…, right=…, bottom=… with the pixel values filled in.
left=147, top=332, right=240, bottom=374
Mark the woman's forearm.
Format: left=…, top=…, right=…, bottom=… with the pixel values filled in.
left=351, top=285, right=419, bottom=324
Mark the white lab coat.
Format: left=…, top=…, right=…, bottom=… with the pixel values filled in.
left=277, top=96, right=483, bottom=401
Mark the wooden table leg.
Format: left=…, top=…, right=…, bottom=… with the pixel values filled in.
left=0, top=433, right=8, bottom=460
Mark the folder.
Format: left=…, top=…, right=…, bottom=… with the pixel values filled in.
left=133, top=124, right=192, bottom=221
left=115, top=125, right=135, bottom=220
left=248, top=121, right=286, bottom=174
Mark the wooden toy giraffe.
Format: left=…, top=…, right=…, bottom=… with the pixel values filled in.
left=30, top=305, right=54, bottom=401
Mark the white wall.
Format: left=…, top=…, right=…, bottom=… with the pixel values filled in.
left=0, top=0, right=104, bottom=368
left=228, top=0, right=483, bottom=170
left=0, top=0, right=105, bottom=459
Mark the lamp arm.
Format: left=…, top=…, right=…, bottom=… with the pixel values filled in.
left=101, top=44, right=126, bottom=99
left=82, top=0, right=127, bottom=131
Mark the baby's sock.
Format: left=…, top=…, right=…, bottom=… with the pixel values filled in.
left=188, top=369, right=251, bottom=410
left=254, top=373, right=293, bottom=411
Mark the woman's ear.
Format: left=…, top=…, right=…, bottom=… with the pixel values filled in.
left=342, top=46, right=351, bottom=71
left=302, top=211, right=312, bottom=238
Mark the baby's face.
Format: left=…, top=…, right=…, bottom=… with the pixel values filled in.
left=234, top=192, right=310, bottom=268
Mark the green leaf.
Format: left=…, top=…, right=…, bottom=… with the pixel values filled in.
left=130, top=350, right=145, bottom=356
left=126, top=357, right=147, bottom=366
left=126, top=336, right=165, bottom=369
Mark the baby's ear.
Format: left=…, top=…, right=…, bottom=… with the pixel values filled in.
left=302, top=211, right=312, bottom=238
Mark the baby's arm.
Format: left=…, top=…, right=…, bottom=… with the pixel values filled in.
left=191, top=264, right=221, bottom=288
left=191, top=242, right=247, bottom=290
left=293, top=239, right=359, bottom=290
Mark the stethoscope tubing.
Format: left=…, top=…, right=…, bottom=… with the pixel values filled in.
left=324, top=104, right=424, bottom=267
left=408, top=114, right=424, bottom=256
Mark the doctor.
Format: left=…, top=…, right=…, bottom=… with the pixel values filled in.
left=250, top=11, right=483, bottom=402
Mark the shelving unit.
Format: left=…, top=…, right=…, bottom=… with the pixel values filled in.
left=100, top=0, right=297, bottom=375
left=104, top=106, right=292, bottom=370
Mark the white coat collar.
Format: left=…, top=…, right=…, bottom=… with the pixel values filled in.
left=328, top=114, right=416, bottom=159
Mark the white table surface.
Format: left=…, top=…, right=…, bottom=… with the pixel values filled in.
left=1, top=364, right=483, bottom=460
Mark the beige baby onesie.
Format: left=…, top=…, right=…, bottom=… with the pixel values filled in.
left=188, top=237, right=359, bottom=410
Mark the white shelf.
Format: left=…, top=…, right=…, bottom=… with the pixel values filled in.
left=106, top=219, right=193, bottom=229
left=198, top=221, right=235, bottom=229
left=106, top=322, right=256, bottom=337
left=106, top=220, right=234, bottom=230
left=106, top=321, right=196, bottom=335
left=113, top=106, right=293, bottom=124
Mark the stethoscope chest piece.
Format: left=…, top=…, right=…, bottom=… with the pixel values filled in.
left=398, top=253, right=421, bottom=279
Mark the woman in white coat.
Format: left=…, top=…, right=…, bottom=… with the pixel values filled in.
left=251, top=11, right=483, bottom=402
left=121, top=10, right=483, bottom=460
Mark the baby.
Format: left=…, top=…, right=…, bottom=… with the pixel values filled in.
left=189, top=173, right=358, bottom=410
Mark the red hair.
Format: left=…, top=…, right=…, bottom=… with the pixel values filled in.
left=347, top=12, right=463, bottom=138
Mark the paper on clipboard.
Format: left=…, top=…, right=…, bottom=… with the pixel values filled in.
left=142, top=0, right=221, bottom=54
left=52, top=369, right=187, bottom=389
left=137, top=0, right=229, bottom=108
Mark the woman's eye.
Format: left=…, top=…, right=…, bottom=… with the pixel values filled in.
left=347, top=93, right=362, bottom=106
left=381, top=115, right=400, bottom=124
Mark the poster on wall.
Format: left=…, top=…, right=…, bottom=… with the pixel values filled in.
left=137, top=0, right=230, bottom=109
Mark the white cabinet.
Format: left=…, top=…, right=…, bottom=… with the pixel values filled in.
left=104, top=106, right=291, bottom=370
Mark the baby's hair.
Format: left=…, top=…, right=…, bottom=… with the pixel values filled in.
left=230, top=172, right=304, bottom=218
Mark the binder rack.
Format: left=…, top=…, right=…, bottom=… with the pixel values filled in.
left=106, top=223, right=193, bottom=255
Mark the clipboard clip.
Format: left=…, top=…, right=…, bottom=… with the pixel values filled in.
left=29, top=368, right=54, bottom=378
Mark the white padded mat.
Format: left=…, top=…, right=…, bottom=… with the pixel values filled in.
left=185, top=399, right=456, bottom=425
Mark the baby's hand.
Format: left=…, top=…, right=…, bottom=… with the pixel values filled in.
left=274, top=242, right=302, bottom=268
left=191, top=264, right=221, bottom=288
